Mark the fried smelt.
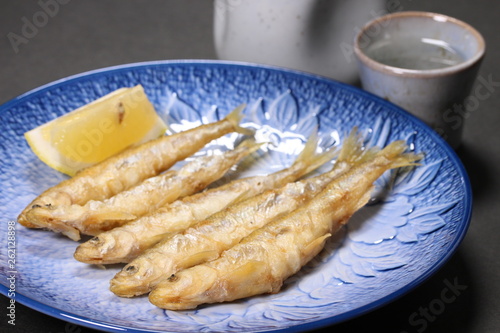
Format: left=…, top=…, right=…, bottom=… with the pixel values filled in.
left=18, top=105, right=251, bottom=237
left=149, top=140, right=421, bottom=310
left=27, top=139, right=261, bottom=240
left=75, top=130, right=338, bottom=265
left=109, top=130, right=372, bottom=297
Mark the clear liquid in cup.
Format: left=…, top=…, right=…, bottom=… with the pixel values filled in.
left=365, top=36, right=465, bottom=70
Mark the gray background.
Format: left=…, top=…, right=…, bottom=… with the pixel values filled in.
left=1, top=1, right=499, bottom=332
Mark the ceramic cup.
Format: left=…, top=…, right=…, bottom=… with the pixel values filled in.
left=214, top=0, right=385, bottom=84
left=354, top=11, right=485, bottom=149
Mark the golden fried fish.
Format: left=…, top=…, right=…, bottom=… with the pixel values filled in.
left=75, top=130, right=338, bottom=265
left=28, top=139, right=261, bottom=240
left=18, top=105, right=251, bottom=239
left=109, top=130, right=374, bottom=297
left=148, top=140, right=421, bottom=310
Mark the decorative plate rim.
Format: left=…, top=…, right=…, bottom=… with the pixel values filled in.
left=0, top=60, right=472, bottom=333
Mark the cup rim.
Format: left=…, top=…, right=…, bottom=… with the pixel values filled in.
left=353, top=11, right=486, bottom=78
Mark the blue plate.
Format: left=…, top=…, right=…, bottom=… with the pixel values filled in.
left=0, top=60, right=471, bottom=333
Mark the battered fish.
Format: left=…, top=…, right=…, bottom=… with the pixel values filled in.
left=28, top=139, right=261, bottom=240
left=109, top=130, right=373, bottom=297
left=75, top=130, right=338, bottom=264
left=18, top=104, right=251, bottom=238
left=148, top=140, right=421, bottom=310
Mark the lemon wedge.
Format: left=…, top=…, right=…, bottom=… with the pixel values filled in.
left=25, top=85, right=167, bottom=176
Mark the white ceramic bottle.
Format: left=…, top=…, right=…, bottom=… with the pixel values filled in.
left=214, top=0, right=385, bottom=83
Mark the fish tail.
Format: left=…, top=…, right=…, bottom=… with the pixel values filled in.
left=295, top=129, right=340, bottom=175
left=338, top=127, right=379, bottom=165
left=379, top=140, right=423, bottom=169
left=235, top=137, right=265, bottom=154
left=224, top=104, right=254, bottom=136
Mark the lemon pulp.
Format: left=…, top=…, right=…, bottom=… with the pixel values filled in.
left=25, top=85, right=167, bottom=176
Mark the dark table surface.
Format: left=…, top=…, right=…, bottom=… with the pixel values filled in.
left=1, top=1, right=499, bottom=332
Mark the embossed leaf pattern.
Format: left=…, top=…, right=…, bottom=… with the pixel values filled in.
left=266, top=90, right=299, bottom=132
left=366, top=117, right=396, bottom=199
left=348, top=196, right=413, bottom=244
left=162, top=93, right=204, bottom=133
left=364, top=115, right=392, bottom=148
left=246, top=97, right=267, bottom=127
left=395, top=160, right=442, bottom=196
left=161, top=91, right=328, bottom=177
left=396, top=201, right=457, bottom=243
left=243, top=91, right=327, bottom=175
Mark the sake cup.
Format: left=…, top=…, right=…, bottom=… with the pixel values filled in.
left=354, top=11, right=485, bottom=149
